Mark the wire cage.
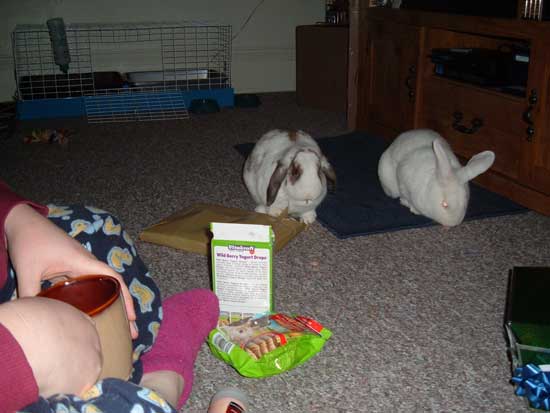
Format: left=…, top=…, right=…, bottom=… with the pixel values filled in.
left=12, top=21, right=233, bottom=123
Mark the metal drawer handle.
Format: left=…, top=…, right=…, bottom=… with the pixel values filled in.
left=522, top=89, right=537, bottom=142
left=452, top=111, right=483, bottom=135
left=405, top=65, right=416, bottom=102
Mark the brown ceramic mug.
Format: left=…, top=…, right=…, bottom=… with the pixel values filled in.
left=38, top=274, right=133, bottom=380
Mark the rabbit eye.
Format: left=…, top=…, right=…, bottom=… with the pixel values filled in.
left=441, top=201, right=449, bottom=209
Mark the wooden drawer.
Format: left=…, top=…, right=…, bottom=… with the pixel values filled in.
left=419, top=77, right=526, bottom=180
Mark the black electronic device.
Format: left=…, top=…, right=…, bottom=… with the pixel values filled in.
left=430, top=48, right=529, bottom=95
left=401, top=0, right=519, bottom=18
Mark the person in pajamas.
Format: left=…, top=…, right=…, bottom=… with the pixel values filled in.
left=0, top=180, right=219, bottom=412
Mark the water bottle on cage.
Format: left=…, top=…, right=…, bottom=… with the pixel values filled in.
left=47, top=17, right=71, bottom=73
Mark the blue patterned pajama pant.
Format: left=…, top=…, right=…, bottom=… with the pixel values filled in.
left=1, top=205, right=178, bottom=413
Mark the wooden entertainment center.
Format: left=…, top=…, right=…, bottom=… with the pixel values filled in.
left=347, top=0, right=550, bottom=215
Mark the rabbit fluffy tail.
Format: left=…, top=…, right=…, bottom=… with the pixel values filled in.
left=378, top=150, right=399, bottom=198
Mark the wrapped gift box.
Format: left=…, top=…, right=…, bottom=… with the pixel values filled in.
left=505, top=267, right=550, bottom=368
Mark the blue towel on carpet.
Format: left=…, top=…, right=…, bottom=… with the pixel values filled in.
left=234, top=131, right=527, bottom=239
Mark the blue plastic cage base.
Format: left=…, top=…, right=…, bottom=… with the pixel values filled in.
left=17, top=88, right=234, bottom=121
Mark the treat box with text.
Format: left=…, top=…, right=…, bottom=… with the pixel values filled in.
left=210, top=222, right=274, bottom=322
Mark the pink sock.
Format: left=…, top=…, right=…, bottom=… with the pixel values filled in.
left=141, top=289, right=219, bottom=409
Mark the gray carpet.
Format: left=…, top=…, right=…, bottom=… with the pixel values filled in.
left=2, top=92, right=547, bottom=412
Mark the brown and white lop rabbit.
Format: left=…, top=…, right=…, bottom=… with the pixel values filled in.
left=243, top=129, right=336, bottom=224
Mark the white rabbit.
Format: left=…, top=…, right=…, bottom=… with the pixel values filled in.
left=378, top=129, right=495, bottom=227
left=243, top=129, right=336, bottom=225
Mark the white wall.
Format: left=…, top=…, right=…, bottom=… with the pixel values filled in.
left=0, top=0, right=325, bottom=101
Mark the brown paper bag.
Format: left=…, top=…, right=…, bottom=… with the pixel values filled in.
left=139, top=203, right=306, bottom=255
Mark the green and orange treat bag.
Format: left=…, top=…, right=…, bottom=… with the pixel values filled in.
left=208, top=312, right=332, bottom=378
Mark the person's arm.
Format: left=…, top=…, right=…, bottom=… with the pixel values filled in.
left=0, top=181, right=51, bottom=411
left=0, top=321, right=38, bottom=412
left=0, top=180, right=48, bottom=289
left=0, top=297, right=102, bottom=411
left=4, top=203, right=137, bottom=338
left=1, top=181, right=137, bottom=338
left=0, top=180, right=134, bottom=410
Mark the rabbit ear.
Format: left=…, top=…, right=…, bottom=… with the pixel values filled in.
left=267, top=161, right=288, bottom=206
left=457, top=151, right=495, bottom=183
left=433, top=138, right=454, bottom=182
left=321, top=156, right=337, bottom=189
